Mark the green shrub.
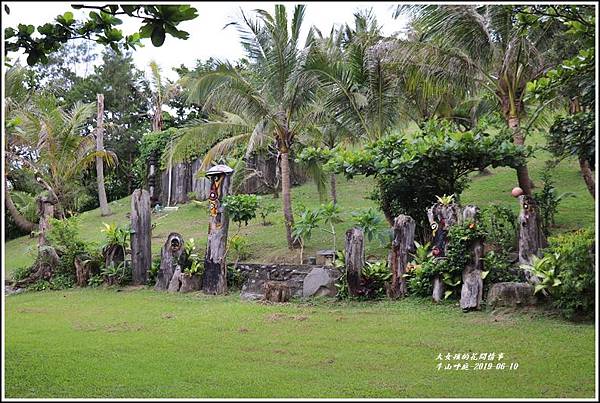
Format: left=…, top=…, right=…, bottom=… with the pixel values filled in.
left=228, top=234, right=250, bottom=263
left=480, top=204, right=518, bottom=252
left=361, top=260, right=391, bottom=299
left=482, top=250, right=523, bottom=295
left=47, top=217, right=90, bottom=279
left=351, top=208, right=383, bottom=242
left=549, top=229, right=595, bottom=320
left=533, top=167, right=576, bottom=236
left=223, top=194, right=259, bottom=229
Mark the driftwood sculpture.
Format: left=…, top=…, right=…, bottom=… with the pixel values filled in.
left=345, top=227, right=365, bottom=297
left=459, top=205, right=484, bottom=311
left=517, top=195, right=547, bottom=284
left=131, top=189, right=151, bottom=285
left=156, top=232, right=184, bottom=290
left=203, top=164, right=234, bottom=294
left=388, top=215, right=415, bottom=299
left=426, top=202, right=461, bottom=302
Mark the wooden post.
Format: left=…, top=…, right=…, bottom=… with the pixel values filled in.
left=345, top=227, right=364, bottom=297
left=148, top=150, right=158, bottom=206
left=460, top=205, right=484, bottom=311
left=426, top=202, right=461, bottom=302
left=95, top=93, right=111, bottom=217
left=203, top=164, right=234, bottom=294
left=388, top=215, right=415, bottom=299
left=156, top=232, right=184, bottom=290
left=131, top=189, right=151, bottom=285
left=517, top=195, right=547, bottom=284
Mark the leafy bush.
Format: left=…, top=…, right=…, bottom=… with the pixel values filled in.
left=351, top=208, right=383, bottom=242
left=548, top=229, right=594, bottom=320
left=324, top=119, right=528, bottom=231
left=47, top=217, right=90, bottom=278
left=480, top=204, right=518, bottom=252
left=482, top=250, right=523, bottom=295
left=533, top=167, right=575, bottom=235
left=228, top=234, right=250, bottom=264
left=548, top=111, right=595, bottom=168
left=227, top=265, right=246, bottom=290
left=12, top=266, right=32, bottom=283
left=361, top=260, right=391, bottom=299
left=87, top=274, right=104, bottom=288
left=223, top=194, right=259, bottom=229
left=182, top=238, right=204, bottom=276
left=257, top=197, right=277, bottom=226
left=292, top=207, right=322, bottom=264
left=101, top=261, right=132, bottom=285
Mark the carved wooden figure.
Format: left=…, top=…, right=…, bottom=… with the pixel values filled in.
left=518, top=195, right=547, bottom=284
left=459, top=205, right=484, bottom=311
left=156, top=232, right=184, bottom=290
left=426, top=202, right=461, bottom=302
left=131, top=189, right=151, bottom=285
left=203, top=164, right=234, bottom=294
left=388, top=215, right=415, bottom=299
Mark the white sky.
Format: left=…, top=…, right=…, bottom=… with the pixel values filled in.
left=3, top=2, right=409, bottom=81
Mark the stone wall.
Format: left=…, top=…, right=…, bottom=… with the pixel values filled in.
left=237, top=263, right=341, bottom=300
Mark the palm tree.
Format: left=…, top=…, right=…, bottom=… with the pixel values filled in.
left=9, top=94, right=117, bottom=218
left=148, top=60, right=179, bottom=206
left=305, top=9, right=402, bottom=141
left=392, top=5, right=563, bottom=195
left=181, top=5, right=318, bottom=249
left=5, top=65, right=39, bottom=232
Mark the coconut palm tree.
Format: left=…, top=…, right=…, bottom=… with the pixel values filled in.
left=9, top=94, right=117, bottom=218
left=304, top=9, right=402, bottom=141
left=392, top=5, right=564, bottom=195
left=180, top=5, right=318, bottom=249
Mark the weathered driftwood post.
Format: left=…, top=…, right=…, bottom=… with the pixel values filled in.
left=460, top=205, right=484, bottom=311
left=388, top=215, right=415, bottom=299
left=131, top=189, right=151, bottom=285
left=518, top=195, right=547, bottom=283
left=148, top=150, right=158, bottom=206
left=156, top=232, right=184, bottom=290
left=203, top=164, right=234, bottom=294
left=345, top=227, right=365, bottom=297
left=426, top=202, right=461, bottom=302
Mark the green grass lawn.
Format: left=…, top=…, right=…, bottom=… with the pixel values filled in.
left=4, top=288, right=595, bottom=398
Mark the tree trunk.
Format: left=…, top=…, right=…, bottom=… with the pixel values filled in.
left=37, top=195, right=56, bottom=247
left=345, top=227, right=364, bottom=297
left=14, top=246, right=59, bottom=287
left=508, top=116, right=533, bottom=195
left=330, top=174, right=338, bottom=204
left=388, top=214, right=415, bottom=299
left=130, top=189, right=151, bottom=285
left=579, top=157, right=595, bottom=199
left=460, top=205, right=483, bottom=311
left=4, top=183, right=36, bottom=233
left=263, top=281, right=291, bottom=302
left=280, top=151, right=298, bottom=249
left=432, top=276, right=444, bottom=302
left=95, top=93, right=111, bottom=216
left=156, top=232, right=184, bottom=290
left=203, top=169, right=233, bottom=294
left=518, top=195, right=547, bottom=284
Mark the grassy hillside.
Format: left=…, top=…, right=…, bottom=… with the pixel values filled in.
left=3, top=140, right=595, bottom=278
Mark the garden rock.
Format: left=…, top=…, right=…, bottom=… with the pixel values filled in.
left=303, top=267, right=337, bottom=297
left=487, top=282, right=537, bottom=308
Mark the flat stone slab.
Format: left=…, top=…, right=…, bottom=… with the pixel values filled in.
left=303, top=267, right=337, bottom=298
left=487, top=282, right=537, bottom=308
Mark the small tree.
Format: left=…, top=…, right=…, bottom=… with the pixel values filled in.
left=222, top=194, right=259, bottom=234
left=319, top=201, right=344, bottom=250
left=292, top=208, right=322, bottom=264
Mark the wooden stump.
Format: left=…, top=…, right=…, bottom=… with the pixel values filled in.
left=263, top=281, right=291, bottom=302
left=460, top=205, right=484, bottom=311
left=155, top=232, right=184, bottom=291
left=37, top=194, right=57, bottom=247
left=14, top=246, right=60, bottom=287
left=167, top=267, right=183, bottom=292
left=180, top=274, right=202, bottom=293
left=388, top=215, right=415, bottom=299
left=75, top=254, right=93, bottom=287
left=426, top=202, right=461, bottom=302
left=517, top=195, right=547, bottom=283
left=203, top=165, right=234, bottom=295
left=103, top=244, right=125, bottom=272
left=131, top=189, right=151, bottom=285
left=345, top=227, right=365, bottom=297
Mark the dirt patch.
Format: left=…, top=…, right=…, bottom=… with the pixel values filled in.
left=73, top=321, right=144, bottom=333
left=264, top=313, right=310, bottom=322
left=239, top=327, right=249, bottom=333
left=16, top=307, right=48, bottom=314
left=161, top=313, right=176, bottom=320
left=116, top=285, right=146, bottom=292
